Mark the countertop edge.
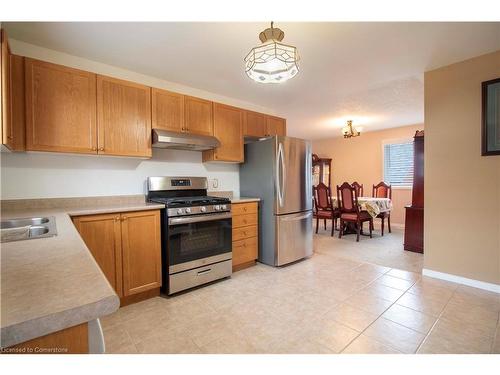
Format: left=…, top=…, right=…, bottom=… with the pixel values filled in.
left=1, top=294, right=120, bottom=348
left=231, top=198, right=261, bottom=203
left=66, top=203, right=165, bottom=217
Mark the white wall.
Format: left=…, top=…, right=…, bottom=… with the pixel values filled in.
left=1, top=149, right=239, bottom=199
left=0, top=39, right=280, bottom=200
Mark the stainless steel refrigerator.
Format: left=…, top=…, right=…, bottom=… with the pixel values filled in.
left=239, top=136, right=313, bottom=266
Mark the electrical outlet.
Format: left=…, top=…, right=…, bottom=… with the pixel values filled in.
left=211, top=178, right=219, bottom=189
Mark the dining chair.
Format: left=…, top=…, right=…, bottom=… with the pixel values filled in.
left=372, top=181, right=392, bottom=235
left=313, top=182, right=339, bottom=236
left=337, top=182, right=373, bottom=242
left=351, top=181, right=364, bottom=197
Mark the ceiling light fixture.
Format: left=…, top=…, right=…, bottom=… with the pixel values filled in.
left=342, top=120, right=362, bottom=139
left=244, top=22, right=300, bottom=84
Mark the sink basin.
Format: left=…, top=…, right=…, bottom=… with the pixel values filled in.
left=0, top=216, right=57, bottom=242
left=1, top=217, right=49, bottom=229
left=29, top=226, right=50, bottom=237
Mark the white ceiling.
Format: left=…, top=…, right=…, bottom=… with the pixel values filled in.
left=4, top=22, right=500, bottom=140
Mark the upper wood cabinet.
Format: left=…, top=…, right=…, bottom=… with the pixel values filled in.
left=25, top=58, right=97, bottom=154
left=184, top=95, right=213, bottom=136
left=203, top=103, right=244, bottom=163
left=120, top=210, right=162, bottom=296
left=152, top=88, right=184, bottom=132
left=1, top=29, right=11, bottom=149
left=244, top=111, right=267, bottom=138
left=97, top=75, right=152, bottom=158
left=73, top=214, right=123, bottom=297
left=266, top=116, right=286, bottom=136
left=8, top=54, right=26, bottom=151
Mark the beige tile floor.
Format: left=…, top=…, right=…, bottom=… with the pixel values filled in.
left=101, top=230, right=500, bottom=354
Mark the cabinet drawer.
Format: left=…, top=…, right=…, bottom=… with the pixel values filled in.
left=232, top=213, right=257, bottom=228
left=232, top=202, right=258, bottom=216
left=232, top=225, right=257, bottom=242
left=232, top=237, right=257, bottom=266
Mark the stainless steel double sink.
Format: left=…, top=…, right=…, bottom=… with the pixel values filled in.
left=0, top=216, right=57, bottom=242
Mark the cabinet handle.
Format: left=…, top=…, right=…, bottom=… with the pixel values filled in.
left=122, top=216, right=127, bottom=221
left=98, top=147, right=104, bottom=151
left=243, top=207, right=247, bottom=211
left=7, top=136, right=13, bottom=140
left=114, top=216, right=120, bottom=221
left=92, top=147, right=97, bottom=151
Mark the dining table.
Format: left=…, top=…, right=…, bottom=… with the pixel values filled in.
left=330, top=196, right=393, bottom=218
left=330, top=196, right=393, bottom=235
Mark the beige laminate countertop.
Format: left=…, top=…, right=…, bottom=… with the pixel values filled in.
left=231, top=197, right=261, bottom=204
left=0, top=202, right=164, bottom=348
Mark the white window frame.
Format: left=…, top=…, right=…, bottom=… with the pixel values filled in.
left=381, top=138, right=414, bottom=190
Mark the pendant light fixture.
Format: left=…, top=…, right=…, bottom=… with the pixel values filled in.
left=244, top=22, right=300, bottom=84
left=342, top=120, right=362, bottom=139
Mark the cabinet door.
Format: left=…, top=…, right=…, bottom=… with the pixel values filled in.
left=73, top=214, right=123, bottom=297
left=25, top=58, right=97, bottom=153
left=121, top=210, right=162, bottom=296
left=97, top=75, right=152, bottom=157
left=184, top=95, right=213, bottom=136
left=1, top=29, right=11, bottom=148
left=206, top=103, right=243, bottom=162
left=244, top=111, right=267, bottom=137
left=8, top=54, right=25, bottom=151
left=266, top=116, right=286, bottom=136
left=152, top=88, right=184, bottom=132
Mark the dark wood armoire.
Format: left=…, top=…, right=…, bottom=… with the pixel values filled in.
left=404, top=130, right=424, bottom=253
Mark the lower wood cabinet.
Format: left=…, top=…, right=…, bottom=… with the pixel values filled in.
left=231, top=202, right=258, bottom=271
left=73, top=210, right=161, bottom=302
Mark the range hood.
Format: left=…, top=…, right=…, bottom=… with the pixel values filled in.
left=152, top=129, right=220, bottom=151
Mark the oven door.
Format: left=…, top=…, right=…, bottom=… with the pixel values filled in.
left=167, top=212, right=232, bottom=273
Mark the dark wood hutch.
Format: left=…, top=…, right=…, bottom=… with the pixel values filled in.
left=312, top=154, right=332, bottom=189
left=404, top=130, right=424, bottom=253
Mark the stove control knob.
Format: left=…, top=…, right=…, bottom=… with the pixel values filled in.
left=200, top=206, right=207, bottom=212
left=185, top=207, right=191, bottom=213
left=177, top=208, right=184, bottom=215
left=214, top=205, right=220, bottom=211
left=221, top=204, right=227, bottom=210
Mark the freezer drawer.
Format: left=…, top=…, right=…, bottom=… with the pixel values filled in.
left=275, top=210, right=313, bottom=266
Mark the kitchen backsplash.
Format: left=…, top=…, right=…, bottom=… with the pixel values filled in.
left=0, top=148, right=240, bottom=200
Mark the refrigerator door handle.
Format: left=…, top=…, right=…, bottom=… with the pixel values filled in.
left=281, top=211, right=312, bottom=221
left=276, top=142, right=285, bottom=207
left=280, top=142, right=286, bottom=204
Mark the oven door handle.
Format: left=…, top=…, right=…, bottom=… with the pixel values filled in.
left=168, top=212, right=232, bottom=225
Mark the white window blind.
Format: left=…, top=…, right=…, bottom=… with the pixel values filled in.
left=383, top=140, right=414, bottom=187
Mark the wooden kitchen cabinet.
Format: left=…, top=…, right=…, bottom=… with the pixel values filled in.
left=25, top=58, right=98, bottom=154
left=152, top=88, right=184, bottom=132
left=121, top=210, right=162, bottom=296
left=72, top=213, right=123, bottom=297
left=231, top=201, right=259, bottom=271
left=73, top=210, right=161, bottom=303
left=97, top=75, right=152, bottom=157
left=203, top=103, right=243, bottom=163
left=266, top=116, right=286, bottom=136
left=8, top=54, right=26, bottom=151
left=244, top=111, right=268, bottom=137
left=184, top=95, right=213, bottom=136
left=1, top=29, right=11, bottom=149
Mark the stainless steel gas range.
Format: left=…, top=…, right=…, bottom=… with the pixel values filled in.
left=147, top=176, right=232, bottom=295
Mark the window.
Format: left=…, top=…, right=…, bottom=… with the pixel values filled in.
left=383, top=140, right=414, bottom=187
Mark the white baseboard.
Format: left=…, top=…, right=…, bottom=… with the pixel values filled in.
left=422, top=268, right=500, bottom=294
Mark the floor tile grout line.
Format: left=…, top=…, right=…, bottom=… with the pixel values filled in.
left=490, top=312, right=500, bottom=353
left=340, top=276, right=421, bottom=354
left=414, top=284, right=458, bottom=354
